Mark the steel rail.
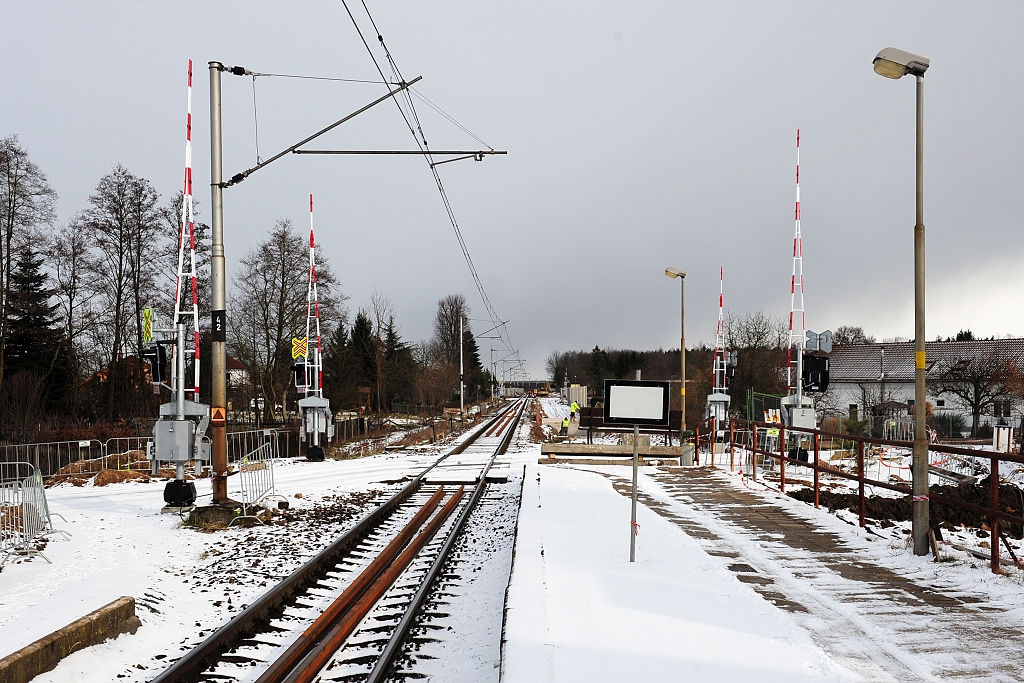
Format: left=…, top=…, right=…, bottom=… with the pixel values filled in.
left=364, top=398, right=528, bottom=683
left=281, top=486, right=468, bottom=683
left=149, top=400, right=520, bottom=683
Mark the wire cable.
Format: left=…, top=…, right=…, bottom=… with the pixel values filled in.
left=339, top=0, right=519, bottom=359
left=255, top=72, right=391, bottom=84
left=410, top=88, right=493, bottom=151
left=251, top=76, right=262, bottom=164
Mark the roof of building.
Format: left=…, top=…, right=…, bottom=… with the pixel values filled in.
left=226, top=355, right=249, bottom=371
left=829, top=338, right=1024, bottom=383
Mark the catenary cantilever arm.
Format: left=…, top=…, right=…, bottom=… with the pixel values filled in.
left=220, top=75, right=423, bottom=187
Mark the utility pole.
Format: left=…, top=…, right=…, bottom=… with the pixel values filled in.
left=208, top=62, right=228, bottom=504
left=872, top=47, right=931, bottom=556
left=459, top=314, right=464, bottom=420
left=912, top=71, right=928, bottom=556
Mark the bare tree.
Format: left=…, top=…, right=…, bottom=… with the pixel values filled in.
left=81, top=165, right=161, bottom=418
left=723, top=310, right=788, bottom=404
left=833, top=326, right=875, bottom=345
left=724, top=310, right=787, bottom=350
left=45, top=221, right=100, bottom=411
left=930, top=353, right=1014, bottom=437
left=368, top=292, right=393, bottom=413
left=228, top=219, right=341, bottom=422
left=413, top=340, right=457, bottom=409
left=432, top=294, right=468, bottom=366
left=0, top=136, right=57, bottom=390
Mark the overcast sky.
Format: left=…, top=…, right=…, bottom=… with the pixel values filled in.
left=2, top=1, right=1022, bottom=378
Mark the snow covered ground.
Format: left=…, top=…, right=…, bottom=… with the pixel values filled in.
left=5, top=397, right=1024, bottom=682
left=0, top=431, right=481, bottom=682
left=502, top=463, right=852, bottom=682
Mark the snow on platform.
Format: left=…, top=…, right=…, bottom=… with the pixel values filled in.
left=501, top=463, right=850, bottom=682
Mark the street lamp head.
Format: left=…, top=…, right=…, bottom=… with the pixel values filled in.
left=873, top=47, right=930, bottom=79
left=665, top=267, right=686, bottom=279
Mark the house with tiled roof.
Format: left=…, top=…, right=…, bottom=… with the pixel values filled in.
left=828, top=339, right=1024, bottom=435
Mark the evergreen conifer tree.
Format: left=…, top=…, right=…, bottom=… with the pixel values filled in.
left=5, top=247, right=60, bottom=378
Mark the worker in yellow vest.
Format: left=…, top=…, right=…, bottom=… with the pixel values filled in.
left=560, top=417, right=570, bottom=436
left=570, top=400, right=579, bottom=421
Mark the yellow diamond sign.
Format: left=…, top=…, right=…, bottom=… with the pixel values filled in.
left=143, top=307, right=153, bottom=344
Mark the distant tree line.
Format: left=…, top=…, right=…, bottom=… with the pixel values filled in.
left=0, top=135, right=491, bottom=442
left=546, top=310, right=791, bottom=419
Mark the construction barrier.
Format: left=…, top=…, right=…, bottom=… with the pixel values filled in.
left=0, top=440, right=104, bottom=479
left=0, top=462, right=68, bottom=565
left=232, top=443, right=278, bottom=525
left=103, top=437, right=152, bottom=471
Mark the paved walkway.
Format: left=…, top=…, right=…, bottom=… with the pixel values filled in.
left=595, top=466, right=1023, bottom=682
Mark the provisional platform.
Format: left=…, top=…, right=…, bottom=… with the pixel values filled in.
left=504, top=460, right=1024, bottom=682
left=501, top=464, right=850, bottom=682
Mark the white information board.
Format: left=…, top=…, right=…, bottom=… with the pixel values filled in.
left=603, top=380, right=670, bottom=426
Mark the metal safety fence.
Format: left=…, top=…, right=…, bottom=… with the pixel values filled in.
left=0, top=462, right=69, bottom=565
left=704, top=419, right=1024, bottom=574
left=227, top=429, right=290, bottom=463
left=103, top=437, right=152, bottom=471
left=232, top=443, right=279, bottom=525
left=0, top=429, right=303, bottom=482
left=0, top=440, right=104, bottom=479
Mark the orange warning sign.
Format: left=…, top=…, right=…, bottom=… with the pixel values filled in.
left=211, top=406, right=226, bottom=424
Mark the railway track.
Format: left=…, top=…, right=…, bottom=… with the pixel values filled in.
left=150, top=397, right=528, bottom=683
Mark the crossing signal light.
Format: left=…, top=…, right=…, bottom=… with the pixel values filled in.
left=141, top=345, right=167, bottom=384
left=292, top=362, right=307, bottom=389
left=802, top=353, right=829, bottom=393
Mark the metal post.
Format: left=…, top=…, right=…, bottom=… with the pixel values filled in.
left=710, top=417, right=716, bottom=468
left=912, top=73, right=929, bottom=556
left=752, top=426, right=758, bottom=481
left=813, top=432, right=820, bottom=509
left=858, top=440, right=867, bottom=527
left=175, top=323, right=186, bottom=420
left=628, top=368, right=641, bottom=562
left=209, top=62, right=228, bottom=503
left=459, top=315, right=464, bottom=420
left=680, top=277, right=686, bottom=434
left=729, top=421, right=735, bottom=471
left=990, top=454, right=999, bottom=574
left=630, top=422, right=639, bottom=563
left=779, top=424, right=786, bottom=493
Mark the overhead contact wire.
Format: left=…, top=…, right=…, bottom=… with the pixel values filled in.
left=339, top=0, right=518, bottom=357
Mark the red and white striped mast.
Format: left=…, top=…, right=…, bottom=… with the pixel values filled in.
left=712, top=267, right=727, bottom=393
left=172, top=59, right=202, bottom=398
left=304, top=194, right=323, bottom=398
left=787, top=129, right=806, bottom=399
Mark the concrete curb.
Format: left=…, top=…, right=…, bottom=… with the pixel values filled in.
left=0, top=596, right=140, bottom=683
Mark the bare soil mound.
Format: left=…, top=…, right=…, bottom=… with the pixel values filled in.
left=93, top=468, right=153, bottom=486
left=788, top=476, right=1024, bottom=537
